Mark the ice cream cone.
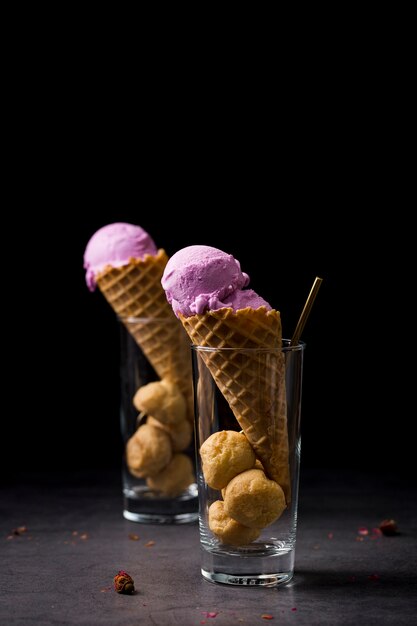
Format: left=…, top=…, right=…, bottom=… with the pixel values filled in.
left=179, top=306, right=291, bottom=502
left=96, top=249, right=193, bottom=419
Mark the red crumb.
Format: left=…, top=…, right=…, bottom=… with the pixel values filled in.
left=368, top=574, right=380, bottom=581
left=379, top=519, right=398, bottom=536
left=358, top=527, right=369, bottom=536
left=201, top=612, right=218, bottom=618
left=8, top=527, right=29, bottom=539
left=261, top=615, right=273, bottom=620
left=114, top=571, right=135, bottom=594
left=291, top=608, right=297, bottom=612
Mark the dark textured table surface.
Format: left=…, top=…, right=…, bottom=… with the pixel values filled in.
left=1, top=470, right=416, bottom=625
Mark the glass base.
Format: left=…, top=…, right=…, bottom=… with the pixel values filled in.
left=123, top=483, right=198, bottom=524
left=200, top=543, right=295, bottom=587
left=123, top=509, right=198, bottom=524
left=202, top=570, right=293, bottom=587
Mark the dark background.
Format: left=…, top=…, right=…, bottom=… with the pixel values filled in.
left=1, top=48, right=413, bottom=480
left=3, top=203, right=412, bottom=481
left=0, top=13, right=413, bottom=484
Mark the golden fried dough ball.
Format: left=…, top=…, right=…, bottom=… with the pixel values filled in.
left=208, top=500, right=260, bottom=546
left=199, top=430, right=256, bottom=490
left=224, top=469, right=286, bottom=529
left=221, top=460, right=264, bottom=499
left=147, top=416, right=193, bottom=452
left=133, top=380, right=186, bottom=425
left=126, top=423, right=172, bottom=478
left=146, top=453, right=195, bottom=496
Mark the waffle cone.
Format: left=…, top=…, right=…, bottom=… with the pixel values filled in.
left=96, top=250, right=193, bottom=418
left=180, top=306, right=291, bottom=501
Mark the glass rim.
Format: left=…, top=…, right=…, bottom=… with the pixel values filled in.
left=191, top=339, right=306, bottom=354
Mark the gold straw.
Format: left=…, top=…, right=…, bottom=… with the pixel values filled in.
left=291, top=276, right=323, bottom=346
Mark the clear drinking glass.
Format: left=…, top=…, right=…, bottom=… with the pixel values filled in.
left=192, top=340, right=305, bottom=586
left=120, top=316, right=198, bottom=524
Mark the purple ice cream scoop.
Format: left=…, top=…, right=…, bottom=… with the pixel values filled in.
left=161, top=245, right=272, bottom=317
left=84, top=222, right=158, bottom=291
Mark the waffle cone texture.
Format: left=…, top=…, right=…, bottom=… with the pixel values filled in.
left=180, top=306, right=291, bottom=502
left=96, top=249, right=193, bottom=418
